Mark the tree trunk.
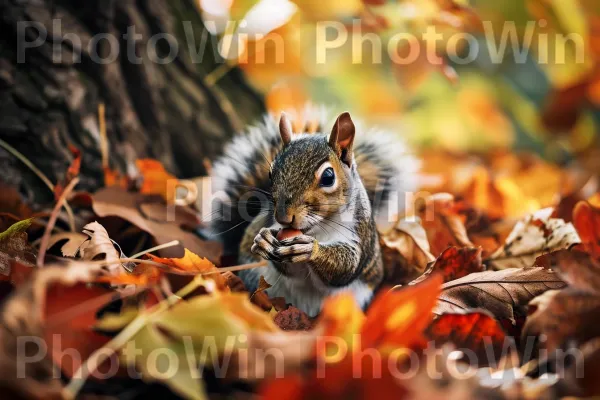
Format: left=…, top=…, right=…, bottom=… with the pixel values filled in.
left=0, top=0, right=264, bottom=206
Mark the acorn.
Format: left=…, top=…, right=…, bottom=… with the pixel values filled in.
left=277, top=228, right=302, bottom=241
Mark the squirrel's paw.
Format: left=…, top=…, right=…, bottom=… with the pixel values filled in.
left=274, top=235, right=317, bottom=263
left=251, top=227, right=281, bottom=261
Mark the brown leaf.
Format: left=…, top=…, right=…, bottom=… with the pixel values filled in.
left=434, top=267, right=566, bottom=322
left=542, top=250, right=600, bottom=295
left=92, top=186, right=221, bottom=262
left=0, top=219, right=36, bottom=276
left=80, top=221, right=123, bottom=274
left=425, top=310, right=506, bottom=367
left=412, top=246, right=484, bottom=285
left=45, top=232, right=88, bottom=257
left=381, top=219, right=435, bottom=285
left=274, top=306, right=314, bottom=331
left=523, top=289, right=600, bottom=354
left=418, top=193, right=474, bottom=257
left=251, top=275, right=274, bottom=311
left=222, top=271, right=247, bottom=292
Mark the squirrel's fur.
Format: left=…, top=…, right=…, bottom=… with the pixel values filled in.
left=209, top=109, right=419, bottom=316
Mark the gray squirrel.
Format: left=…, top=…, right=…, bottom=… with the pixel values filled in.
left=209, top=109, right=418, bottom=316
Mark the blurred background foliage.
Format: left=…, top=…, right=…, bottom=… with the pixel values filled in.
left=197, top=0, right=600, bottom=217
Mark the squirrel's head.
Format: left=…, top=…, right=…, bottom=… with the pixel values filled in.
left=270, top=112, right=356, bottom=232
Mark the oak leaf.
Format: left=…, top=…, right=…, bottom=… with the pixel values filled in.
left=411, top=246, right=484, bottom=285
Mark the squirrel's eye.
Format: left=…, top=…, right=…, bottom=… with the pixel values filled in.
left=319, top=167, right=335, bottom=187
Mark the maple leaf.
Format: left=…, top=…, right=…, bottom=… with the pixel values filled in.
left=487, top=208, right=581, bottom=270
left=411, top=246, right=484, bottom=284
left=573, top=194, right=600, bottom=259
left=434, top=267, right=565, bottom=323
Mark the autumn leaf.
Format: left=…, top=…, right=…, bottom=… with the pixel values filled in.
left=317, top=292, right=365, bottom=353
left=54, top=144, right=81, bottom=200
left=411, top=246, right=484, bottom=284
left=0, top=218, right=36, bottom=275
left=425, top=310, right=507, bottom=366
left=434, top=267, right=566, bottom=322
left=147, top=248, right=228, bottom=291
left=573, top=195, right=600, bottom=259
left=380, top=219, right=436, bottom=286
left=45, top=232, right=88, bottom=257
left=251, top=275, right=274, bottom=311
left=92, top=186, right=221, bottom=262
left=80, top=221, right=123, bottom=274
left=274, top=306, right=314, bottom=331
left=136, top=158, right=178, bottom=203
left=486, top=208, right=581, bottom=270
left=418, top=193, right=474, bottom=256
left=363, top=275, right=442, bottom=351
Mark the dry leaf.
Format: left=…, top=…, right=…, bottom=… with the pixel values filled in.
left=573, top=196, right=600, bottom=259
left=45, top=232, right=88, bottom=257
left=434, top=267, right=566, bottom=322
left=425, top=310, right=507, bottom=367
left=411, top=246, right=484, bottom=285
left=487, top=208, right=581, bottom=270
left=136, top=158, right=178, bottom=203
left=54, top=144, right=81, bottom=201
left=380, top=219, right=436, bottom=285
left=92, top=187, right=221, bottom=263
left=80, top=221, right=122, bottom=274
left=418, top=193, right=474, bottom=257
left=274, top=306, right=313, bottom=331
left=0, top=219, right=36, bottom=275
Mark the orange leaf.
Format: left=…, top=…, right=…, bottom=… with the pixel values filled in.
left=317, top=293, right=365, bottom=356
left=573, top=196, right=600, bottom=259
left=361, top=275, right=442, bottom=350
left=95, top=263, right=163, bottom=286
left=54, top=144, right=81, bottom=200
left=147, top=248, right=228, bottom=290
left=136, top=158, right=178, bottom=203
left=414, top=246, right=484, bottom=284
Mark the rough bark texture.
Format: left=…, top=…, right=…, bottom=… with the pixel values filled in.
left=0, top=0, right=264, bottom=206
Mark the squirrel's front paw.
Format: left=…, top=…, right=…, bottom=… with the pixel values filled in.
left=274, top=235, right=317, bottom=263
left=251, top=227, right=281, bottom=261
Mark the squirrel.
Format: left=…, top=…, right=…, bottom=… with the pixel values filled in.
left=209, top=108, right=419, bottom=316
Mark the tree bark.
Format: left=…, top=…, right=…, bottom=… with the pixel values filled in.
left=0, top=0, right=264, bottom=206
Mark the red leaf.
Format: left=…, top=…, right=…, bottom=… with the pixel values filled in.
left=54, top=144, right=81, bottom=200
left=573, top=197, right=600, bottom=260
left=426, top=311, right=506, bottom=367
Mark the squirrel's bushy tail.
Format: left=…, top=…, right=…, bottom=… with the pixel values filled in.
left=208, top=110, right=420, bottom=256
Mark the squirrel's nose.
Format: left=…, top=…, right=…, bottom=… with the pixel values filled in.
left=275, top=209, right=295, bottom=227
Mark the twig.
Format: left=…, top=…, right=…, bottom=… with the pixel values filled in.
left=0, top=138, right=76, bottom=232
left=129, top=240, right=180, bottom=259
left=37, top=178, right=80, bottom=267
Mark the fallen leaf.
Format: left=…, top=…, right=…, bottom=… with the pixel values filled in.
left=411, top=246, right=484, bottom=284
left=434, top=267, right=566, bottom=322
left=487, top=208, right=581, bottom=270
left=148, top=249, right=228, bottom=291
left=136, top=158, right=178, bottom=203
left=45, top=232, right=88, bottom=257
left=380, top=219, right=436, bottom=285
left=542, top=250, right=600, bottom=295
left=54, top=144, right=81, bottom=200
left=425, top=310, right=507, bottom=367
left=92, top=187, right=221, bottom=263
left=364, top=275, right=442, bottom=351
left=573, top=196, right=600, bottom=259
left=418, top=193, right=474, bottom=257
left=80, top=221, right=123, bottom=274
left=523, top=288, right=600, bottom=354
left=0, top=218, right=36, bottom=276
left=274, top=306, right=313, bottom=331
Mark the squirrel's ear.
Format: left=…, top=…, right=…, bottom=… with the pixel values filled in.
left=279, top=112, right=293, bottom=146
left=329, top=112, right=355, bottom=166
